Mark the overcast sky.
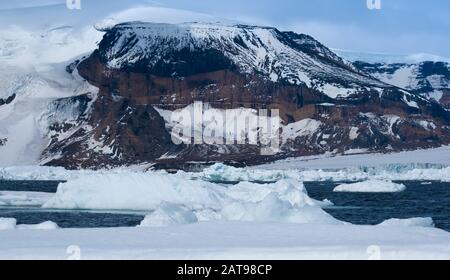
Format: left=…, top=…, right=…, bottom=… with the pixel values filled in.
left=1, top=0, right=449, bottom=57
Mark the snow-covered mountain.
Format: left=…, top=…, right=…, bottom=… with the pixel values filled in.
left=353, top=61, right=450, bottom=108
left=1, top=14, right=450, bottom=169
left=99, top=22, right=385, bottom=99
left=333, top=49, right=450, bottom=64
left=334, top=49, right=450, bottom=108
left=0, top=5, right=231, bottom=167
left=32, top=22, right=450, bottom=169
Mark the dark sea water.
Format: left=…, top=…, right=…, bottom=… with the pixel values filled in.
left=305, top=181, right=450, bottom=232
left=0, top=181, right=145, bottom=228
left=1, top=180, right=450, bottom=231
left=0, top=180, right=60, bottom=193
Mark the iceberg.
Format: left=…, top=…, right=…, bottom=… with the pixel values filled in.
left=43, top=173, right=227, bottom=211
left=221, top=193, right=341, bottom=225
left=221, top=179, right=339, bottom=224
left=43, top=174, right=341, bottom=226
left=139, top=202, right=198, bottom=228
left=226, top=179, right=333, bottom=208
left=333, top=180, right=406, bottom=193
left=199, top=163, right=295, bottom=183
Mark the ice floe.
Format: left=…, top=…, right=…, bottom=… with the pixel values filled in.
left=0, top=165, right=151, bottom=181
left=3, top=146, right=450, bottom=183
left=198, top=163, right=450, bottom=183
left=333, top=180, right=406, bottom=193
left=0, top=191, right=53, bottom=207
left=43, top=174, right=340, bottom=225
left=221, top=193, right=340, bottom=224
left=139, top=202, right=199, bottom=228
left=0, top=218, right=58, bottom=230
left=43, top=173, right=226, bottom=211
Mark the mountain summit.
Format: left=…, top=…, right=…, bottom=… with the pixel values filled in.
left=98, top=22, right=385, bottom=98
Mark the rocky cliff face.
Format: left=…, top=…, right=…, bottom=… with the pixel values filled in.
left=40, top=22, right=450, bottom=169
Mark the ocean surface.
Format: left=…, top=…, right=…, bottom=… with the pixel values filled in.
left=1, top=180, right=449, bottom=231
left=306, top=181, right=450, bottom=232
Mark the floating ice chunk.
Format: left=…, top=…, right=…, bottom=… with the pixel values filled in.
left=200, top=163, right=299, bottom=183
left=227, top=179, right=326, bottom=207
left=0, top=165, right=153, bottom=181
left=43, top=172, right=340, bottom=226
left=200, top=162, right=450, bottom=184
left=378, top=218, right=435, bottom=228
left=222, top=179, right=340, bottom=224
left=139, top=202, right=198, bottom=228
left=17, top=221, right=59, bottom=230
left=0, top=218, right=58, bottom=230
left=221, top=193, right=341, bottom=225
left=0, top=166, right=77, bottom=181
left=0, top=191, right=53, bottom=207
left=333, top=180, right=406, bottom=193
left=43, top=173, right=227, bottom=211
left=0, top=218, right=17, bottom=230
